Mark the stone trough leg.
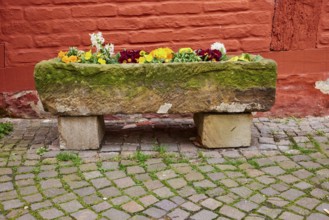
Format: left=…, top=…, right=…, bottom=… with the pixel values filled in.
left=194, top=113, right=252, bottom=148
left=58, top=116, right=105, bottom=150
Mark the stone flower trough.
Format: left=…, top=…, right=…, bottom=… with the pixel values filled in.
left=34, top=59, right=277, bottom=150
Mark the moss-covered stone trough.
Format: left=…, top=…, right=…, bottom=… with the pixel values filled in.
left=34, top=59, right=277, bottom=149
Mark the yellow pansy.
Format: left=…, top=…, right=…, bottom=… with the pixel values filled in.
left=179, top=48, right=193, bottom=54
left=164, top=47, right=174, bottom=59
left=98, top=58, right=106, bottom=64
left=85, top=50, right=92, bottom=60
left=139, top=50, right=146, bottom=56
left=62, top=55, right=70, bottom=64
left=157, top=49, right=166, bottom=59
left=69, top=56, right=78, bottom=63
left=138, top=57, right=146, bottom=64
left=145, top=54, right=153, bottom=62
left=228, top=56, right=239, bottom=62
left=228, top=54, right=251, bottom=62
left=58, top=51, right=67, bottom=58
left=150, top=47, right=173, bottom=60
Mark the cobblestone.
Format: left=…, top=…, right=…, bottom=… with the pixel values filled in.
left=99, top=187, right=121, bottom=197
left=60, top=200, right=83, bottom=213
left=124, top=186, right=147, bottom=197
left=167, top=177, right=187, bottom=189
left=113, top=177, right=135, bottom=188
left=30, top=200, right=52, bottom=211
left=190, top=210, right=218, bottom=220
left=71, top=209, right=97, bottom=220
left=168, top=208, right=190, bottom=220
left=103, top=208, right=131, bottom=220
left=295, top=197, right=321, bottom=210
left=257, top=206, right=282, bottom=219
left=139, top=195, right=159, bottom=207
left=143, top=207, right=166, bottom=218
left=0, top=182, right=13, bottom=192
left=219, top=205, right=245, bottom=220
left=90, top=177, right=112, bottom=189
left=0, top=116, right=329, bottom=219
left=111, top=195, right=130, bottom=205
left=234, top=200, right=259, bottom=212
left=121, top=201, right=144, bottom=213
left=280, top=189, right=305, bottom=201
left=200, top=198, right=222, bottom=210
left=155, top=199, right=177, bottom=211
left=39, top=208, right=64, bottom=220
left=3, top=199, right=24, bottom=210
left=279, top=211, right=304, bottom=220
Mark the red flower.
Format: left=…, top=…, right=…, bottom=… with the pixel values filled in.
left=118, top=50, right=141, bottom=63
left=196, top=49, right=222, bottom=61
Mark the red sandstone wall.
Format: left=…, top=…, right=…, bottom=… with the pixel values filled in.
left=0, top=0, right=329, bottom=117
left=318, top=0, right=329, bottom=47
left=0, top=0, right=274, bottom=68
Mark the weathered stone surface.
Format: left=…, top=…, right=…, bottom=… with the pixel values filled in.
left=271, top=0, right=322, bottom=50
left=58, top=116, right=105, bottom=150
left=34, top=60, right=277, bottom=115
left=0, top=90, right=46, bottom=118
left=194, top=113, right=252, bottom=148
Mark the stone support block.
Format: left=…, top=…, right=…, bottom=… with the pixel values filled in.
left=194, top=113, right=252, bottom=148
left=58, top=116, right=105, bottom=150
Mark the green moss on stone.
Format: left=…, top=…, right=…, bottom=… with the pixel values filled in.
left=34, top=59, right=277, bottom=98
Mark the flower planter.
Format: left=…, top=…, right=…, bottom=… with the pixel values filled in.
left=34, top=59, right=277, bottom=149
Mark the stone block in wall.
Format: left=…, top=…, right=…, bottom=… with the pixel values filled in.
left=0, top=90, right=47, bottom=118
left=271, top=0, right=323, bottom=50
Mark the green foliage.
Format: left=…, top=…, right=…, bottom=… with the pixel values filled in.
left=247, top=159, right=260, bottom=169
left=172, top=51, right=202, bottom=63
left=80, top=50, right=120, bottom=64
left=221, top=53, right=228, bottom=61
left=289, top=116, right=302, bottom=125
left=133, top=151, right=150, bottom=164
left=67, top=47, right=79, bottom=56
left=96, top=161, right=106, bottom=173
left=119, top=163, right=127, bottom=171
left=290, top=142, right=316, bottom=155
left=315, top=130, right=326, bottom=137
left=32, top=167, right=41, bottom=174
left=163, top=156, right=175, bottom=165
left=36, top=147, right=48, bottom=156
left=307, top=134, right=326, bottom=155
left=197, top=151, right=205, bottom=158
left=98, top=167, right=106, bottom=173
left=194, top=186, right=207, bottom=194
left=105, top=53, right=120, bottom=64
left=0, top=122, right=13, bottom=139
left=228, top=53, right=264, bottom=62
left=56, top=152, right=82, bottom=165
left=224, top=159, right=244, bottom=167
left=153, top=144, right=167, bottom=154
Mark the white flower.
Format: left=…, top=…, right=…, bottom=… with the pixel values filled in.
left=90, top=32, right=105, bottom=52
left=77, top=50, right=85, bottom=56
left=211, top=42, right=226, bottom=55
left=105, top=43, right=115, bottom=56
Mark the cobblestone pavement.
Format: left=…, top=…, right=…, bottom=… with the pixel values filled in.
left=0, top=115, right=329, bottom=220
